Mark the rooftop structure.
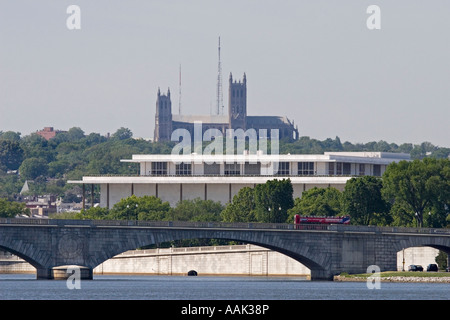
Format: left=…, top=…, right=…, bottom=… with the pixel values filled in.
left=35, top=127, right=58, bottom=140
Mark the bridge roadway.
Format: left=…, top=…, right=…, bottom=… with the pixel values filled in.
left=0, top=218, right=449, bottom=281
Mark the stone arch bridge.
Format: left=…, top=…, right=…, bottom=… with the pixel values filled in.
left=0, top=218, right=449, bottom=280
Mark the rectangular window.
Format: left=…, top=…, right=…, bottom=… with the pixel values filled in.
left=298, top=162, right=314, bottom=175
left=151, top=162, right=167, bottom=175
left=225, top=163, right=240, bottom=175
left=328, top=163, right=335, bottom=175
left=359, top=164, right=365, bottom=176
left=176, top=162, right=191, bottom=175
left=277, top=162, right=290, bottom=175
left=373, top=164, right=381, bottom=176
left=343, top=163, right=351, bottom=175
left=336, top=162, right=342, bottom=175
left=204, top=163, right=220, bottom=175
left=244, top=162, right=261, bottom=175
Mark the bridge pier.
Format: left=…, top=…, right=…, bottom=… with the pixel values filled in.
left=309, top=269, right=334, bottom=281
left=36, top=267, right=52, bottom=280
left=36, top=266, right=93, bottom=280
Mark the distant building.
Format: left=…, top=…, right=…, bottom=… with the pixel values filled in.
left=69, top=151, right=410, bottom=208
left=25, top=195, right=57, bottom=217
left=36, top=127, right=61, bottom=140
left=154, top=73, right=299, bottom=142
left=20, top=180, right=29, bottom=195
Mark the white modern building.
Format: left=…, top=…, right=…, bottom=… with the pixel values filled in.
left=69, top=152, right=410, bottom=208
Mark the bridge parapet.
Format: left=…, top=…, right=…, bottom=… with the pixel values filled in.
left=1, top=218, right=449, bottom=234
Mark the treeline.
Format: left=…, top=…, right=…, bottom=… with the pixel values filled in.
left=0, top=127, right=449, bottom=204
left=0, top=128, right=174, bottom=200
left=280, top=136, right=450, bottom=160
left=224, top=158, right=449, bottom=228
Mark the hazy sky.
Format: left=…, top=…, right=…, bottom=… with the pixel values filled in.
left=1, top=1, right=449, bottom=147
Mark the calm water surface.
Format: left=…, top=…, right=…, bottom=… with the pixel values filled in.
left=0, top=274, right=448, bottom=300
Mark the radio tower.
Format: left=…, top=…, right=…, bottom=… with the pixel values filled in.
left=216, top=37, right=224, bottom=115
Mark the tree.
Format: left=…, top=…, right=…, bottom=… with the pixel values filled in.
left=287, top=187, right=342, bottom=221
left=171, top=198, right=224, bottom=222
left=0, top=131, right=21, bottom=141
left=112, top=127, right=133, bottom=140
left=435, top=251, right=448, bottom=271
left=0, top=198, right=29, bottom=218
left=67, top=127, right=85, bottom=141
left=0, top=140, right=24, bottom=171
left=342, top=176, right=390, bottom=225
left=19, top=157, right=49, bottom=180
left=20, top=134, right=56, bottom=163
left=221, top=187, right=256, bottom=222
left=382, top=158, right=450, bottom=227
left=75, top=207, right=110, bottom=220
left=254, top=179, right=294, bottom=223
left=109, top=195, right=171, bottom=221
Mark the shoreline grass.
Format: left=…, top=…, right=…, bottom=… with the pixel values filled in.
left=345, top=271, right=449, bottom=278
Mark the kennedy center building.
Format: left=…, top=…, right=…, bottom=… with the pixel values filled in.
left=69, top=152, right=410, bottom=208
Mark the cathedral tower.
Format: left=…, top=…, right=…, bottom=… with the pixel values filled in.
left=154, top=88, right=173, bottom=142
left=228, top=73, right=247, bottom=131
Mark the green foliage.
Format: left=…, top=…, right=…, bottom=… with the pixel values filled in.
left=287, top=187, right=342, bottom=221
left=342, top=176, right=391, bottom=225
left=112, top=127, right=133, bottom=140
left=171, top=198, right=224, bottom=222
left=0, top=140, right=24, bottom=171
left=0, top=174, right=23, bottom=198
left=109, top=195, right=171, bottom=220
left=382, top=158, right=450, bottom=227
left=0, top=131, right=21, bottom=141
left=435, top=251, right=448, bottom=271
left=221, top=187, right=256, bottom=222
left=0, top=198, right=29, bottom=218
left=19, top=157, right=48, bottom=180
left=254, top=179, right=293, bottom=223
left=74, top=207, right=110, bottom=220
left=222, top=179, right=294, bottom=223
left=74, top=196, right=225, bottom=225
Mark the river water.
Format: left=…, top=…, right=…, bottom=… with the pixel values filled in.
left=0, top=274, right=448, bottom=300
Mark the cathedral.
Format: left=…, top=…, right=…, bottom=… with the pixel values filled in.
left=154, top=73, right=299, bottom=142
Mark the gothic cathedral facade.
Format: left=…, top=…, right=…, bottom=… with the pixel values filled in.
left=154, top=73, right=298, bottom=142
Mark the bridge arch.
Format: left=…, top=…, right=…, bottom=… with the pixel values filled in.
left=0, top=245, right=42, bottom=270
left=389, top=235, right=450, bottom=256
left=88, top=229, right=328, bottom=280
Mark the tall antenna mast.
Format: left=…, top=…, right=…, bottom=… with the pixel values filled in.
left=178, top=64, right=182, bottom=114
left=216, top=36, right=223, bottom=115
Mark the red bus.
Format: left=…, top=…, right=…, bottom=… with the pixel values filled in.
left=294, top=214, right=350, bottom=225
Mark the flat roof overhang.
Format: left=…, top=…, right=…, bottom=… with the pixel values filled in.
left=120, top=153, right=408, bottom=166
left=68, top=176, right=352, bottom=185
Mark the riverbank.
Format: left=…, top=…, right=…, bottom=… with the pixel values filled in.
left=334, top=271, right=450, bottom=283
